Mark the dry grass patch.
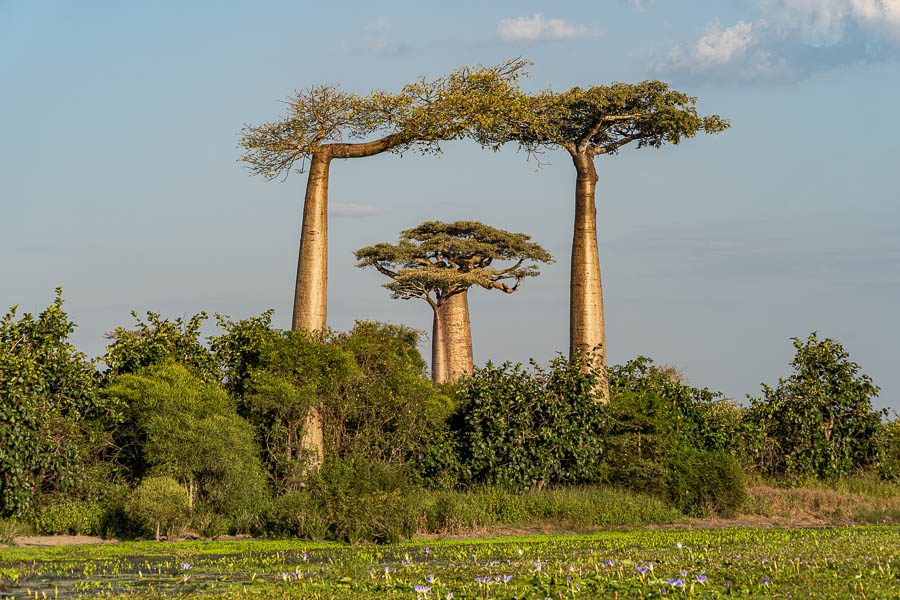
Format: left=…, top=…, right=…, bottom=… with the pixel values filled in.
left=742, top=482, right=900, bottom=524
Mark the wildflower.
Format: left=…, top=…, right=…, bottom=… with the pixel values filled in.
left=445, top=594, right=453, bottom=600
left=427, top=574, right=435, bottom=584
left=666, top=577, right=685, bottom=588
left=179, top=563, right=192, bottom=570
left=517, top=548, right=524, bottom=555
left=280, top=572, right=289, bottom=581
left=605, top=559, right=615, bottom=567
left=302, top=553, right=308, bottom=562
left=414, top=584, right=431, bottom=595
left=534, top=561, right=542, bottom=572
left=762, top=577, right=771, bottom=585
left=568, top=565, right=576, bottom=572
left=474, top=576, right=492, bottom=584
left=636, top=566, right=649, bottom=573
left=680, top=570, right=687, bottom=577
left=496, top=575, right=512, bottom=583
left=676, top=542, right=683, bottom=549
left=695, top=574, right=707, bottom=583
left=424, top=546, right=431, bottom=556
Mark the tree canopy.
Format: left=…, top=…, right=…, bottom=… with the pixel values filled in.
left=239, top=59, right=529, bottom=178
left=354, top=220, right=553, bottom=308
left=485, top=80, right=730, bottom=159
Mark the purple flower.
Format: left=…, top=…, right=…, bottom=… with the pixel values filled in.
left=636, top=566, right=649, bottom=573
left=474, top=576, right=492, bottom=584
left=414, top=584, right=431, bottom=594
left=676, top=542, right=683, bottom=549
left=695, top=574, right=707, bottom=583
left=605, top=559, right=615, bottom=567
left=427, top=574, right=435, bottom=584
left=666, top=577, right=685, bottom=587
left=424, top=546, right=431, bottom=555
left=496, top=575, right=512, bottom=583
left=179, top=563, right=192, bottom=570
left=680, top=570, right=687, bottom=577
left=302, top=553, right=308, bottom=562
left=762, top=577, right=771, bottom=585
left=534, top=561, right=542, bottom=572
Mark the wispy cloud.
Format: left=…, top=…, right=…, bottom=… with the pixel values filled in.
left=496, top=13, right=598, bottom=42
left=331, top=203, right=391, bottom=218
left=652, top=0, right=900, bottom=84
left=356, top=17, right=412, bottom=55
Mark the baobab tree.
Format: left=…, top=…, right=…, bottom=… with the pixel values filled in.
left=239, top=59, right=527, bottom=332
left=482, top=81, right=730, bottom=401
left=355, top=221, right=552, bottom=383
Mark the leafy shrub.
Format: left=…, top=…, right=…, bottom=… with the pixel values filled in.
left=749, top=333, right=886, bottom=480
left=33, top=501, right=105, bottom=535
left=877, top=418, right=900, bottom=480
left=667, top=450, right=747, bottom=517
left=0, top=290, right=112, bottom=517
left=453, top=352, right=607, bottom=490
left=267, top=460, right=417, bottom=544
left=104, top=363, right=268, bottom=525
left=127, top=476, right=190, bottom=541
left=103, top=311, right=217, bottom=380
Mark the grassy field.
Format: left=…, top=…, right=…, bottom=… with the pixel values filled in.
left=1, top=527, right=898, bottom=599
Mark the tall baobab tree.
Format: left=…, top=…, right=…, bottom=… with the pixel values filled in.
left=239, top=60, right=527, bottom=332
left=355, top=221, right=552, bottom=383
left=482, top=81, right=730, bottom=401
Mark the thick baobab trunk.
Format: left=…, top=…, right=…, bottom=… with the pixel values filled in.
left=292, top=151, right=332, bottom=332
left=431, top=303, right=449, bottom=384
left=292, top=151, right=331, bottom=465
left=570, top=153, right=609, bottom=402
left=443, top=291, right=474, bottom=382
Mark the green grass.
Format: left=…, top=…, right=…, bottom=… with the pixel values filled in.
left=417, top=485, right=683, bottom=533
left=2, top=527, right=898, bottom=598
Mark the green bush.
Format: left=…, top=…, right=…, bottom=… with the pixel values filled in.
left=667, top=450, right=747, bottom=517
left=453, top=352, right=607, bottom=490
left=33, top=501, right=105, bottom=536
left=103, top=363, right=269, bottom=527
left=0, top=290, right=113, bottom=518
left=127, top=476, right=190, bottom=541
left=750, top=333, right=886, bottom=480
left=267, top=460, right=417, bottom=544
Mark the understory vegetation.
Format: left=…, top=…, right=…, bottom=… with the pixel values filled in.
left=1, top=291, right=898, bottom=544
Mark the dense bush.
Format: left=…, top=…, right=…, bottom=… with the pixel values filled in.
left=0, top=291, right=114, bottom=517
left=103, top=363, right=268, bottom=527
left=668, top=449, right=747, bottom=517
left=33, top=501, right=105, bottom=535
left=267, top=460, right=417, bottom=544
left=452, top=352, right=607, bottom=490
left=749, top=333, right=886, bottom=480
left=127, top=476, right=191, bottom=541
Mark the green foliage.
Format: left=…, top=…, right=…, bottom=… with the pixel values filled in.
left=239, top=60, right=529, bottom=179
left=208, top=310, right=278, bottom=398
left=32, top=501, right=105, bottom=536
left=243, top=330, right=357, bottom=493
left=0, top=290, right=110, bottom=517
left=355, top=220, right=553, bottom=305
left=750, top=333, right=886, bottom=480
left=668, top=449, right=747, bottom=518
left=452, top=352, right=607, bottom=490
left=103, top=311, right=217, bottom=380
left=878, top=418, right=900, bottom=480
left=483, top=80, right=730, bottom=156
left=126, top=476, right=190, bottom=541
left=267, top=460, right=417, bottom=544
left=326, top=321, right=453, bottom=463
left=103, top=363, right=268, bottom=523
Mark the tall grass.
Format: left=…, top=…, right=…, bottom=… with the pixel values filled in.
left=417, top=486, right=683, bottom=534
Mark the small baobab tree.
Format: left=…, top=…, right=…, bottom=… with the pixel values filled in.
left=355, top=221, right=552, bottom=383
left=481, top=81, right=730, bottom=401
left=239, top=59, right=527, bottom=333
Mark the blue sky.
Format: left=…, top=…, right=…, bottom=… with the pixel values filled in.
left=2, top=1, right=899, bottom=410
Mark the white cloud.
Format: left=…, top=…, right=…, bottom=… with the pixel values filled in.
left=331, top=203, right=392, bottom=218
left=496, top=13, right=595, bottom=42
left=653, top=0, right=900, bottom=84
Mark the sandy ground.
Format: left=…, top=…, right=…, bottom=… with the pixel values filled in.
left=2, top=516, right=870, bottom=548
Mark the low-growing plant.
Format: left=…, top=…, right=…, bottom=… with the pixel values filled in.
left=126, top=476, right=190, bottom=541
